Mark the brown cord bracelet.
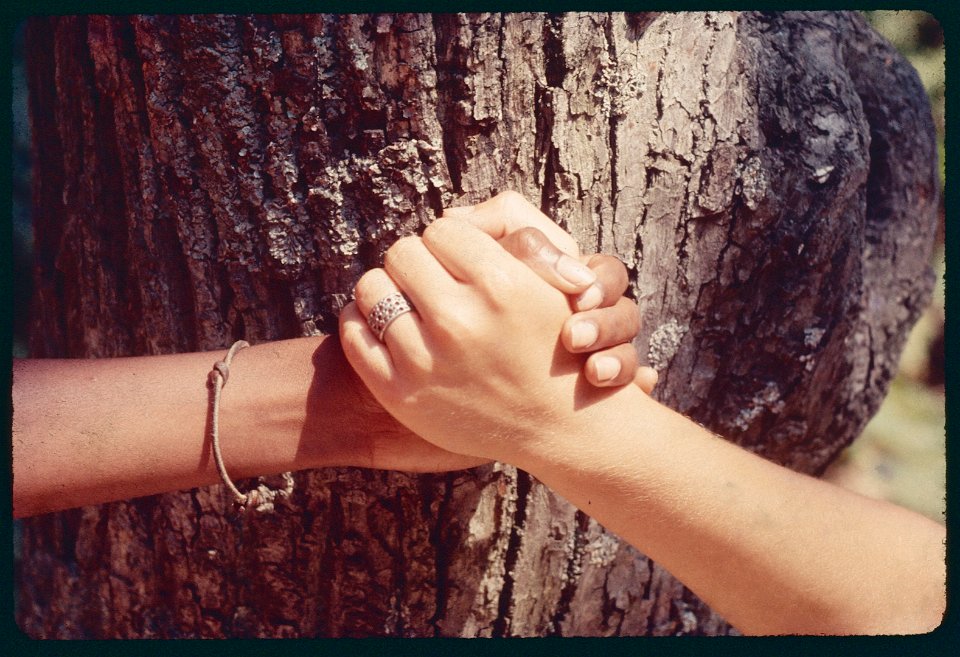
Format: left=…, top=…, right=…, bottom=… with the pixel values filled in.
left=207, top=340, right=294, bottom=512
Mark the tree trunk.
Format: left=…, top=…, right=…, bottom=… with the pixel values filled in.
left=17, top=11, right=938, bottom=637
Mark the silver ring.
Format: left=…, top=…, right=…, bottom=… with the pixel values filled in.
left=367, top=292, right=414, bottom=341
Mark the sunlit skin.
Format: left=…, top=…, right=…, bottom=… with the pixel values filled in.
left=341, top=192, right=946, bottom=636
left=12, top=201, right=653, bottom=518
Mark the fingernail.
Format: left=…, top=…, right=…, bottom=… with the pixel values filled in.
left=574, top=284, right=603, bottom=311
left=570, top=321, right=599, bottom=349
left=556, top=254, right=596, bottom=287
left=594, top=356, right=622, bottom=382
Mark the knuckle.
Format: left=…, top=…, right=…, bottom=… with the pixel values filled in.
left=353, top=268, right=386, bottom=305
left=585, top=299, right=640, bottom=345
left=423, top=216, right=453, bottom=244
left=384, top=235, right=421, bottom=270
left=433, top=305, right=480, bottom=345
left=483, top=267, right=520, bottom=299
left=493, top=189, right=528, bottom=214
left=495, top=189, right=524, bottom=204
left=339, top=321, right=361, bottom=356
left=338, top=312, right=366, bottom=357
left=618, top=343, right=639, bottom=367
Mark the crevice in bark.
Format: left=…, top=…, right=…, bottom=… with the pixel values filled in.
left=605, top=12, right=619, bottom=256
left=539, top=134, right=557, bottom=219
left=90, top=506, right=112, bottom=634
left=492, top=469, right=531, bottom=637
left=625, top=12, right=659, bottom=41
left=316, top=480, right=345, bottom=637
left=534, top=83, right=558, bottom=220
left=550, top=509, right=589, bottom=635
left=543, top=14, right=565, bottom=89
left=114, top=18, right=150, bottom=134
left=496, top=13, right=508, bottom=144
left=537, top=14, right=565, bottom=221
left=423, top=183, right=444, bottom=219
left=640, top=559, right=655, bottom=636
left=427, top=474, right=455, bottom=636
left=431, top=14, right=464, bottom=194
left=390, top=489, right=407, bottom=637
left=276, top=279, right=310, bottom=341
left=112, top=17, right=198, bottom=353
left=216, top=267, right=239, bottom=341
left=604, top=568, right=625, bottom=635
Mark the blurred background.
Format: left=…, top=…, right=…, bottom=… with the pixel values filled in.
left=9, top=12, right=946, bottom=522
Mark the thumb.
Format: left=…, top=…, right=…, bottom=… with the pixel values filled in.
left=499, top=227, right=597, bottom=295
left=446, top=191, right=581, bottom=256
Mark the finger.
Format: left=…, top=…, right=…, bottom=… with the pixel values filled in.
left=421, top=216, right=526, bottom=285
left=452, top=190, right=581, bottom=257
left=583, top=343, right=639, bottom=387
left=499, top=227, right=597, bottom=295
left=562, top=296, right=641, bottom=353
left=383, top=235, right=461, bottom=318
left=338, top=301, right=397, bottom=387
left=353, top=268, right=428, bottom=359
left=634, top=366, right=659, bottom=395
left=440, top=204, right=476, bottom=217
left=573, top=254, right=631, bottom=311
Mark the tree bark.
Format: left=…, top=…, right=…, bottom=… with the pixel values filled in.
left=17, top=11, right=938, bottom=637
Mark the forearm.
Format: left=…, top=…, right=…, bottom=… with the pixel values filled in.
left=12, top=336, right=376, bottom=517
left=337, top=190, right=945, bottom=635
left=516, top=387, right=946, bottom=635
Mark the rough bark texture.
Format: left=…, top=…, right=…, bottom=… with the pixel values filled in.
left=17, top=12, right=938, bottom=637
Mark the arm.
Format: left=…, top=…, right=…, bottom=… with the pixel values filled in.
left=13, top=220, right=648, bottom=517
left=340, top=213, right=945, bottom=635
left=12, top=335, right=418, bottom=518
left=519, top=392, right=946, bottom=635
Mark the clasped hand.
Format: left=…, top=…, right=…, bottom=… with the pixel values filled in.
left=340, top=192, right=653, bottom=464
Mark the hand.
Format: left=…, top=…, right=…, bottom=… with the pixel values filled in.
left=333, top=231, right=656, bottom=469
left=336, top=191, right=655, bottom=471
left=340, top=217, right=630, bottom=463
left=322, top=337, right=492, bottom=473
left=444, top=191, right=657, bottom=388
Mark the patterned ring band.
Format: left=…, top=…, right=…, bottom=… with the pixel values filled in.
left=367, top=292, right=414, bottom=342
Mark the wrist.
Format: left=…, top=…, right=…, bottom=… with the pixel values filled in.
left=214, top=336, right=376, bottom=473
left=298, top=335, right=410, bottom=469
left=510, top=382, right=662, bottom=479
